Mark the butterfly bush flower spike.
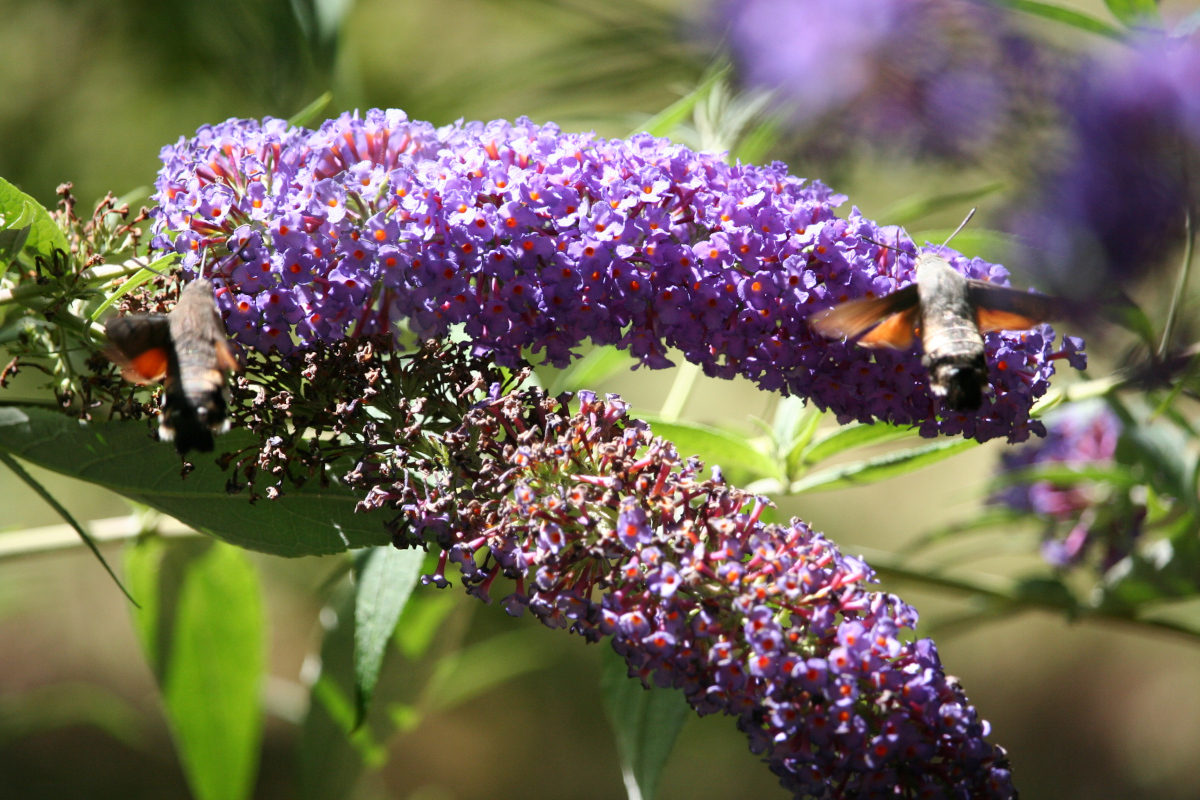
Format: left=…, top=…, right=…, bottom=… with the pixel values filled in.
left=363, top=387, right=1016, bottom=799
left=151, top=110, right=1083, bottom=443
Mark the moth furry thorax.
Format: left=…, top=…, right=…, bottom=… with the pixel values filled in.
left=104, top=279, right=238, bottom=455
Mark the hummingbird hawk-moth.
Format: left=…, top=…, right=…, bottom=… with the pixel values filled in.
left=808, top=227, right=1060, bottom=411
left=104, top=278, right=239, bottom=455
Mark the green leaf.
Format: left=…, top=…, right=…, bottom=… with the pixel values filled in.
left=394, top=589, right=458, bottom=661
left=423, top=628, right=561, bottom=713
left=0, top=683, right=145, bottom=750
left=799, top=421, right=918, bottom=467
left=632, top=63, right=732, bottom=139
left=1102, top=0, right=1161, bottom=27
left=0, top=177, right=69, bottom=262
left=299, top=586, right=373, bottom=800
left=1103, top=294, right=1158, bottom=347
left=990, top=0, right=1126, bottom=39
left=790, top=438, right=978, bottom=494
left=909, top=229, right=1016, bottom=263
left=0, top=225, right=30, bottom=267
left=127, top=537, right=265, bottom=800
left=0, top=407, right=390, bottom=557
left=989, top=462, right=1141, bottom=491
left=640, top=414, right=777, bottom=485
left=353, top=546, right=424, bottom=726
left=548, top=345, right=636, bottom=395
left=88, top=256, right=176, bottom=322
left=600, top=646, right=689, bottom=800
left=1119, top=421, right=1199, bottom=509
left=880, top=182, right=1006, bottom=226
left=289, top=91, right=334, bottom=128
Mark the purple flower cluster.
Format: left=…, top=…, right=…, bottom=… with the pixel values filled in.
left=370, top=387, right=1015, bottom=799
left=150, top=109, right=1081, bottom=441
left=1009, top=35, right=1200, bottom=296
left=992, top=402, right=1141, bottom=569
left=718, top=0, right=1063, bottom=160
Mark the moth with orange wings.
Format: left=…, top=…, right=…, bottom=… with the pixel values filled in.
left=104, top=278, right=239, bottom=455
left=808, top=246, right=1060, bottom=412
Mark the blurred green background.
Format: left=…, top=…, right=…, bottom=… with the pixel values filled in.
left=3, top=1, right=1200, bottom=799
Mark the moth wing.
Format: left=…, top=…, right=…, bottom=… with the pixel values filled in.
left=968, top=281, right=1060, bottom=333
left=214, top=338, right=241, bottom=373
left=808, top=285, right=920, bottom=349
left=104, top=315, right=172, bottom=384
left=857, top=306, right=920, bottom=349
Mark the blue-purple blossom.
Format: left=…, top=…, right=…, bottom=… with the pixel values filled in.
left=373, top=388, right=1016, bottom=798
left=719, top=0, right=1062, bottom=160
left=992, top=402, right=1141, bottom=569
left=150, top=109, right=1084, bottom=442
left=1009, top=35, right=1200, bottom=296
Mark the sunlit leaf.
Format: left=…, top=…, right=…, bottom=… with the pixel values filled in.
left=289, top=91, right=335, bottom=128
left=1102, top=0, right=1161, bottom=28
left=88, top=255, right=176, bottom=322
left=909, top=228, right=1016, bottom=263
left=990, top=0, right=1126, bottom=40
left=394, top=589, right=459, bottom=661
left=881, top=182, right=1006, bottom=226
left=127, top=537, right=265, bottom=800
left=790, top=439, right=977, bottom=494
left=0, top=177, right=68, bottom=262
left=353, top=546, right=424, bottom=726
left=640, top=414, right=777, bottom=485
left=423, top=628, right=561, bottom=713
left=630, top=63, right=731, bottom=139
left=799, top=421, right=918, bottom=467
left=600, top=646, right=689, bottom=800
left=548, top=345, right=636, bottom=395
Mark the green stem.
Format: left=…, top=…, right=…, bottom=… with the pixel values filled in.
left=659, top=361, right=700, bottom=422
left=0, top=452, right=139, bottom=605
left=1159, top=204, right=1196, bottom=359
left=856, top=545, right=1200, bottom=644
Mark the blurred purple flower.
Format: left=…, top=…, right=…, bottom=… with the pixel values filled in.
left=719, top=0, right=1059, bottom=160
left=991, top=401, right=1143, bottom=569
left=1009, top=35, right=1200, bottom=296
left=370, top=387, right=1016, bottom=799
left=150, top=110, right=1083, bottom=442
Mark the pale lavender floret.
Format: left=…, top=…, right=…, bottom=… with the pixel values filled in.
left=150, top=110, right=1085, bottom=442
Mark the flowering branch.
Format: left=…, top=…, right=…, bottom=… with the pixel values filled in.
left=150, top=110, right=1083, bottom=442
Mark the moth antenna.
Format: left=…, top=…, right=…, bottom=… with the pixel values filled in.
left=942, top=208, right=977, bottom=248
left=858, top=235, right=918, bottom=259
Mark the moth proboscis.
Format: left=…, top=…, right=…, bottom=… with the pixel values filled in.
left=104, top=278, right=239, bottom=455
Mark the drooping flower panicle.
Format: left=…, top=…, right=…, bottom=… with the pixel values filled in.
left=365, top=387, right=1016, bottom=799
left=152, top=110, right=1080, bottom=441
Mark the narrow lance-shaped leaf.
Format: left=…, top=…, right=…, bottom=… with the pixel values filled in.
left=790, top=438, right=978, bottom=494
left=990, top=0, right=1126, bottom=39
left=880, top=182, right=1006, bottom=226
left=126, top=537, right=265, bottom=800
left=799, top=421, right=918, bottom=467
left=600, top=646, right=689, bottom=800
left=1102, top=0, right=1162, bottom=28
left=353, top=545, right=424, bottom=726
left=548, top=344, right=636, bottom=395
left=0, top=450, right=136, bottom=604
left=641, top=414, right=777, bottom=485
